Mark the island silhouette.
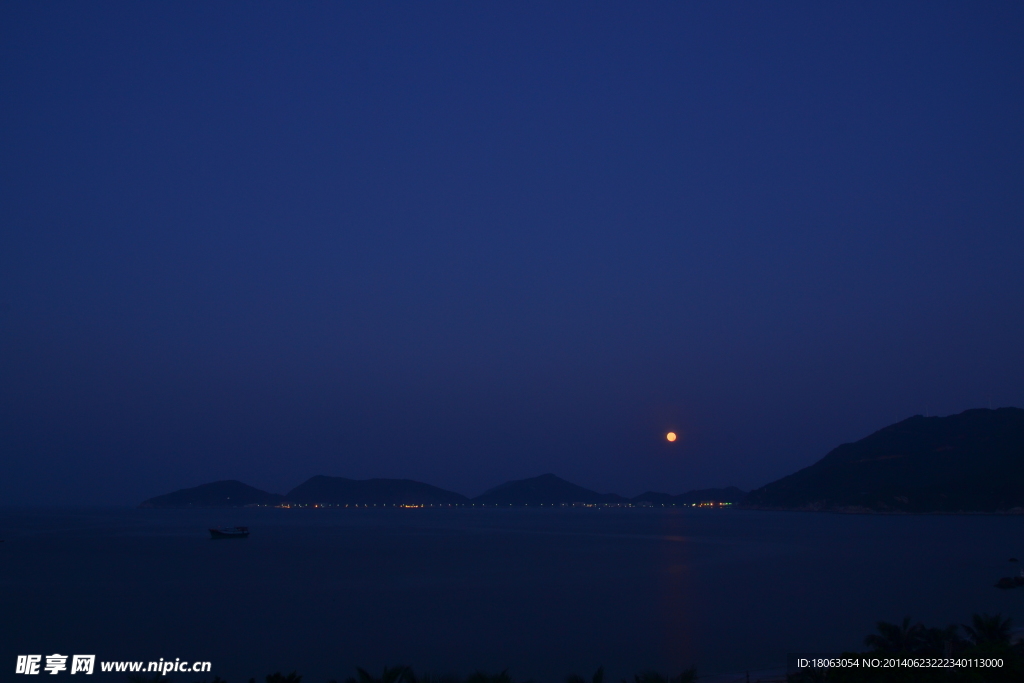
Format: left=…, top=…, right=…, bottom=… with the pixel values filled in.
left=138, top=473, right=744, bottom=509
left=140, top=408, right=1023, bottom=513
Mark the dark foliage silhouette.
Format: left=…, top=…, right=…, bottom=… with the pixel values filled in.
left=266, top=674, right=303, bottom=683
left=962, top=613, right=1012, bottom=646
left=345, top=666, right=415, bottom=683
left=566, top=666, right=604, bottom=683
left=623, top=668, right=696, bottom=683
left=864, top=616, right=925, bottom=654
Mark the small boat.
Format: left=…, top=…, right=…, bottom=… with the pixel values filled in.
left=209, top=526, right=249, bottom=539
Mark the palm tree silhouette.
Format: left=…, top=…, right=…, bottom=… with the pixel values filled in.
left=464, top=669, right=526, bottom=683
left=345, top=666, right=415, bottom=683
left=266, top=673, right=302, bottom=683
left=623, top=668, right=696, bottom=683
left=565, top=666, right=604, bottom=683
left=918, top=624, right=962, bottom=656
left=864, top=616, right=925, bottom=653
left=963, top=613, right=1013, bottom=646
left=407, top=673, right=462, bottom=683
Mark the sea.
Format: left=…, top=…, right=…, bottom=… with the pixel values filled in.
left=1, top=507, right=1022, bottom=683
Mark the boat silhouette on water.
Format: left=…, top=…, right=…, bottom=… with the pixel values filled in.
left=209, top=526, right=249, bottom=539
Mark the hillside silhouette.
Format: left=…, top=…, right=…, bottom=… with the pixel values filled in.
left=285, top=475, right=470, bottom=506
left=473, top=473, right=627, bottom=505
left=138, top=474, right=742, bottom=508
left=633, top=486, right=747, bottom=506
left=138, top=480, right=284, bottom=508
left=746, top=407, right=1024, bottom=512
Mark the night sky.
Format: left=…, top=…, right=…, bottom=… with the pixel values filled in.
left=2, top=2, right=1023, bottom=506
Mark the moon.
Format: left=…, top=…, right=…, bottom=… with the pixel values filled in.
left=666, top=431, right=677, bottom=442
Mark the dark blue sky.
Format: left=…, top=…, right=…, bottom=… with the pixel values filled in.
left=2, top=2, right=1022, bottom=505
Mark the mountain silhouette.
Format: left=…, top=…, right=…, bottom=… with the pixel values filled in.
left=138, top=480, right=283, bottom=508
left=632, top=486, right=747, bottom=505
left=745, top=407, right=1024, bottom=512
left=285, top=475, right=470, bottom=505
left=138, top=474, right=744, bottom=508
left=473, top=473, right=626, bottom=505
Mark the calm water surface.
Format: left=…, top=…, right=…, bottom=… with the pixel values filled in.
left=2, top=508, right=1022, bottom=682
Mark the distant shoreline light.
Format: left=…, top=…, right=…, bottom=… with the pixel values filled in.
left=260, top=501, right=732, bottom=509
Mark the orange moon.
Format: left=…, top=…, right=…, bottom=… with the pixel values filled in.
left=666, top=431, right=677, bottom=442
